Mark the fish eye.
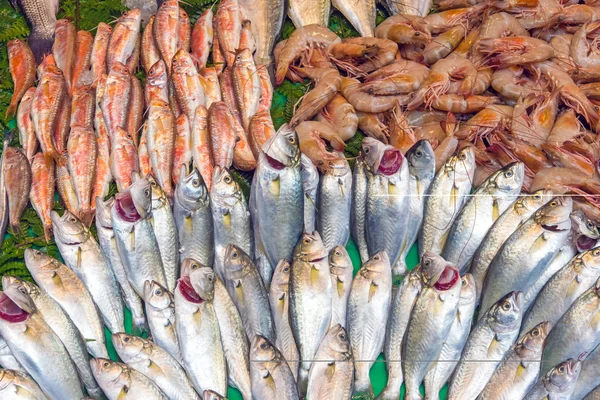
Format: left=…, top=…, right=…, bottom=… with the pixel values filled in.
left=144, top=188, right=150, bottom=197
left=459, top=153, right=467, bottom=160
left=373, top=255, right=381, bottom=261
left=150, top=180, right=157, bottom=187
left=19, top=287, right=26, bottom=294
left=423, top=260, right=431, bottom=268
left=550, top=201, right=557, bottom=207
left=224, top=175, right=232, bottom=184
left=461, top=277, right=467, bottom=285
left=506, top=171, right=513, bottom=178
left=303, top=238, right=310, bottom=245
left=232, top=251, right=238, bottom=259
left=288, top=136, right=296, bottom=144
left=103, top=362, right=110, bottom=367
left=594, top=249, right=600, bottom=256
left=154, top=289, right=163, bottom=296
left=35, top=250, right=42, bottom=255
left=69, top=216, right=77, bottom=222
left=502, top=301, right=512, bottom=311
left=533, top=194, right=541, bottom=200
left=260, top=341, right=268, bottom=350
left=339, top=333, right=346, bottom=341
left=335, top=250, right=342, bottom=257
left=192, top=179, right=200, bottom=187
left=558, top=366, right=565, bottom=373
left=283, top=266, right=290, bottom=273
left=587, top=221, right=595, bottom=229
left=532, top=329, right=539, bottom=336
left=364, top=147, right=370, bottom=154
left=192, top=263, right=199, bottom=270
left=208, top=274, right=213, bottom=282
left=415, top=150, right=422, bottom=157
left=124, top=336, right=130, bottom=342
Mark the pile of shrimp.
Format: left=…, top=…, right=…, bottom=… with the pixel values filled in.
left=274, top=1, right=600, bottom=222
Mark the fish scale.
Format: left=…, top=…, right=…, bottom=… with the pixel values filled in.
left=318, top=158, right=352, bottom=252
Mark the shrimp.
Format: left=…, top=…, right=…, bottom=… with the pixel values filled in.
left=435, top=0, right=485, bottom=11
left=510, top=89, right=560, bottom=146
left=531, top=166, right=600, bottom=194
left=547, top=4, right=600, bottom=28
left=571, top=22, right=600, bottom=71
left=496, top=0, right=562, bottom=29
left=447, top=66, right=493, bottom=94
left=546, top=109, right=587, bottom=144
left=317, top=94, right=358, bottom=141
left=454, top=104, right=513, bottom=141
left=430, top=94, right=502, bottom=112
left=478, top=12, right=529, bottom=39
left=491, top=66, right=548, bottom=100
left=375, top=14, right=431, bottom=45
left=422, top=25, right=467, bottom=64
left=357, top=111, right=389, bottom=143
left=581, top=81, right=600, bottom=100
left=542, top=143, right=596, bottom=175
left=360, top=59, right=430, bottom=95
left=495, top=131, right=553, bottom=172
left=424, top=4, right=488, bottom=33
left=414, top=121, right=448, bottom=148
left=296, top=121, right=346, bottom=173
left=328, top=37, right=398, bottom=74
left=451, top=25, right=481, bottom=58
left=550, top=34, right=577, bottom=72
left=434, top=136, right=459, bottom=170
left=289, top=67, right=342, bottom=127
left=388, top=107, right=417, bottom=153
left=406, top=110, right=448, bottom=125
left=341, top=77, right=410, bottom=112
left=274, top=25, right=341, bottom=85
left=531, top=25, right=571, bottom=42
left=477, top=36, right=555, bottom=65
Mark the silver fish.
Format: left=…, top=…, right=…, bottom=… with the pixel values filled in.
left=177, top=267, right=228, bottom=396
left=396, top=140, right=436, bottom=278
left=583, top=386, right=600, bottom=400
left=329, top=246, right=353, bottom=329
left=148, top=175, right=179, bottom=293
left=0, top=336, right=22, bottom=371
left=385, top=0, right=431, bottom=17
left=307, top=324, right=354, bottom=399
left=0, top=135, right=10, bottom=250
left=112, top=177, right=167, bottom=297
left=524, top=359, right=581, bottom=400
left=301, top=153, right=319, bottom=234
left=351, top=156, right=369, bottom=263
left=288, top=0, right=331, bottom=27
left=469, top=189, right=553, bottom=304
left=113, top=333, right=199, bottom=400
left=0, top=292, right=85, bottom=399
left=96, top=197, right=146, bottom=334
left=348, top=251, right=393, bottom=398
left=423, top=274, right=477, bottom=400
left=290, top=231, right=332, bottom=395
left=238, top=0, right=285, bottom=66
left=442, top=162, right=524, bottom=273
left=2, top=276, right=102, bottom=399
left=24, top=249, right=108, bottom=358
left=50, top=210, right=124, bottom=334
left=419, top=146, right=475, bottom=258
left=269, top=260, right=300, bottom=380
left=90, top=358, right=167, bottom=400
left=174, top=167, right=214, bottom=267
left=573, top=344, right=600, bottom=400
left=331, top=0, right=376, bottom=36
left=250, top=335, right=300, bottom=400
left=480, top=196, right=573, bottom=318
left=142, top=280, right=182, bottom=363
left=541, top=281, right=600, bottom=376
left=363, top=137, right=411, bottom=276
left=318, top=158, right=352, bottom=252
left=211, top=167, right=253, bottom=281
left=0, top=368, right=47, bottom=399
left=478, top=321, right=552, bottom=400
left=448, top=292, right=524, bottom=400
left=8, top=0, right=58, bottom=63
left=404, top=252, right=461, bottom=400
left=378, top=268, right=422, bottom=400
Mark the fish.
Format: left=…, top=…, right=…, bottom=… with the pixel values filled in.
left=191, top=9, right=213, bottom=70
left=6, top=39, right=36, bottom=118
left=139, top=124, right=152, bottom=177
left=203, top=390, right=226, bottom=400
left=419, top=146, right=476, bottom=258
left=363, top=137, right=411, bottom=275
left=52, top=19, right=76, bottom=94
left=479, top=197, right=573, bottom=318
left=239, top=20, right=256, bottom=53
left=2, top=276, right=102, bottom=399
left=478, top=321, right=552, bottom=400
left=208, top=101, right=238, bottom=169
left=178, top=7, right=191, bottom=52
left=147, top=98, right=176, bottom=199
left=51, top=210, right=125, bottom=333
left=55, top=151, right=80, bottom=217
left=29, top=153, right=54, bottom=242
left=110, top=127, right=139, bottom=192
left=396, top=140, right=436, bottom=278
left=142, top=16, right=160, bottom=74
left=96, top=198, right=146, bottom=334
left=329, top=246, right=354, bottom=329
left=112, top=177, right=167, bottom=297
left=572, top=343, right=600, bottom=400
left=32, top=65, right=65, bottom=160
left=0, top=335, right=23, bottom=371
left=269, top=260, right=300, bottom=380
left=249, top=110, right=275, bottom=159
left=385, top=0, right=431, bottom=17
left=16, top=87, right=38, bottom=162
left=232, top=48, right=261, bottom=132
left=173, top=114, right=192, bottom=186
left=348, top=251, right=393, bottom=398
left=300, top=153, right=319, bottom=233
left=177, top=269, right=228, bottom=396
left=541, top=281, right=600, bottom=376
left=8, top=0, right=58, bottom=63
left=251, top=123, right=304, bottom=276
left=72, top=30, right=93, bottom=90
left=172, top=49, right=206, bottom=120
left=90, top=22, right=112, bottom=87
left=442, top=162, right=524, bottom=273
left=52, top=95, right=71, bottom=155
left=469, top=189, right=553, bottom=303
left=191, top=105, right=214, bottom=190
left=249, top=335, right=300, bottom=400
left=423, top=274, right=477, bottom=400
left=211, top=167, right=254, bottom=280
left=101, top=62, right=131, bottom=137
left=378, top=268, right=422, bottom=400
left=145, top=60, right=169, bottom=104
left=90, top=358, right=167, bottom=399
left=148, top=175, right=179, bottom=293
left=238, top=0, right=285, bottom=66
left=199, top=67, right=221, bottom=110
left=0, top=292, right=85, bottom=399
left=112, top=333, right=199, bottom=400
left=153, top=0, right=179, bottom=74
left=0, top=136, right=8, bottom=261
left=173, top=167, right=214, bottom=267
left=288, top=0, right=331, bottom=27
left=92, top=106, right=112, bottom=210
left=331, top=0, right=376, bottom=36
left=290, top=231, right=333, bottom=395
left=67, top=126, right=97, bottom=224
left=143, top=280, right=182, bottom=363
left=24, top=249, right=108, bottom=359
left=523, top=359, right=581, bottom=400
left=404, top=252, right=462, bottom=400
left=352, top=156, right=370, bottom=263
left=447, top=291, right=524, bottom=400
left=70, top=85, right=95, bottom=128
left=318, top=157, right=353, bottom=252
left=127, top=75, right=144, bottom=147
left=223, top=245, right=275, bottom=343
left=0, top=368, right=47, bottom=399
left=107, top=9, right=142, bottom=72
left=3, top=147, right=31, bottom=235
left=307, top=324, right=354, bottom=399
left=216, top=0, right=241, bottom=67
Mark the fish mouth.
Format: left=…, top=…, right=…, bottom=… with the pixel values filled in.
left=577, top=235, right=598, bottom=252
left=542, top=224, right=568, bottom=232
left=378, top=149, right=403, bottom=176
left=0, top=292, right=28, bottom=323
left=433, top=266, right=459, bottom=291
left=178, top=276, right=203, bottom=304
left=265, top=153, right=286, bottom=170
left=115, top=192, right=141, bottom=223
left=311, top=256, right=327, bottom=263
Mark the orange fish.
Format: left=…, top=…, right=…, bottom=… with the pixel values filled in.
left=147, top=98, right=176, bottom=198
left=178, top=7, right=191, bottom=52
left=111, top=126, right=139, bottom=191
left=91, top=22, right=112, bottom=88
left=191, top=105, right=213, bottom=190
left=37, top=53, right=56, bottom=80
left=219, top=67, right=243, bottom=127
left=153, top=0, right=179, bottom=74
left=4, top=147, right=32, bottom=235
left=126, top=33, right=141, bottom=74
left=6, top=39, right=36, bottom=119
left=70, top=85, right=95, bottom=128
left=92, top=106, right=112, bottom=211
left=173, top=114, right=192, bottom=186
left=138, top=123, right=153, bottom=177
left=67, top=125, right=97, bottom=225
left=199, top=67, right=222, bottom=110
left=17, top=87, right=39, bottom=163
left=249, top=110, right=276, bottom=159
left=212, top=14, right=225, bottom=73
left=101, top=62, right=131, bottom=138
left=127, top=75, right=145, bottom=147
left=238, top=20, right=256, bottom=54
left=32, top=65, right=65, bottom=160
left=257, top=66, right=273, bottom=113
left=30, top=153, right=55, bottom=242
left=191, top=8, right=213, bottom=70
left=53, top=95, right=71, bottom=155
left=52, top=19, right=76, bottom=95
left=107, top=9, right=142, bottom=72
left=208, top=101, right=238, bottom=170
left=232, top=48, right=261, bottom=132
left=216, top=0, right=241, bottom=67
left=56, top=151, right=80, bottom=217
left=142, top=16, right=161, bottom=74
left=145, top=60, right=169, bottom=105
left=172, top=49, right=206, bottom=120
left=72, top=30, right=94, bottom=90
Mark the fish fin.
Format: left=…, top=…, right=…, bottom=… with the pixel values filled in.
left=117, top=385, right=130, bottom=400
left=129, top=228, right=135, bottom=251
left=76, top=247, right=83, bottom=270
left=368, top=281, right=378, bottom=302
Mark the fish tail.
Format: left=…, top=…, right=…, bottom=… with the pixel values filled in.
left=28, top=31, right=55, bottom=65
left=9, top=220, right=21, bottom=236
left=353, top=369, right=375, bottom=399
left=376, top=385, right=402, bottom=400
left=5, top=102, right=17, bottom=120
left=43, top=223, right=53, bottom=243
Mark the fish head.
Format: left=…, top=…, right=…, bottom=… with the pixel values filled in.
left=7, top=39, right=26, bottom=58
left=300, top=154, right=319, bottom=190
left=189, top=264, right=216, bottom=302
left=579, top=248, right=600, bottom=275
left=537, top=197, right=573, bottom=233
left=24, top=249, right=59, bottom=278
left=223, top=245, right=254, bottom=280
left=129, top=176, right=153, bottom=217
left=294, top=232, right=328, bottom=263
left=519, top=321, right=552, bottom=354
left=489, top=291, right=523, bottom=329
left=147, top=174, right=169, bottom=210
left=459, top=274, right=476, bottom=305
left=108, top=62, right=130, bottom=79
left=454, top=146, right=476, bottom=177
left=271, top=260, right=291, bottom=289
left=212, top=167, right=242, bottom=201
left=51, top=211, right=88, bottom=245
left=95, top=197, right=115, bottom=229
left=570, top=210, right=600, bottom=252
left=40, top=65, right=64, bottom=81
left=90, top=358, right=123, bottom=384
left=362, top=137, right=403, bottom=176
left=2, top=276, right=39, bottom=312
left=0, top=291, right=29, bottom=324
left=329, top=246, right=352, bottom=277
left=322, top=157, right=351, bottom=177
left=262, top=124, right=300, bottom=168
left=325, top=324, right=351, bottom=356
left=112, top=333, right=145, bottom=360
left=493, top=162, right=525, bottom=193
left=119, top=8, right=142, bottom=30
left=176, top=168, right=208, bottom=211
left=142, top=281, right=173, bottom=310
left=521, top=189, right=553, bottom=212
left=407, top=139, right=435, bottom=178
left=420, top=251, right=449, bottom=286
left=180, top=258, right=208, bottom=278
left=250, top=335, right=278, bottom=362
left=548, top=359, right=581, bottom=392
left=363, top=251, right=391, bottom=274
left=233, top=48, right=254, bottom=67
left=172, top=49, right=196, bottom=75
left=147, top=60, right=168, bottom=86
